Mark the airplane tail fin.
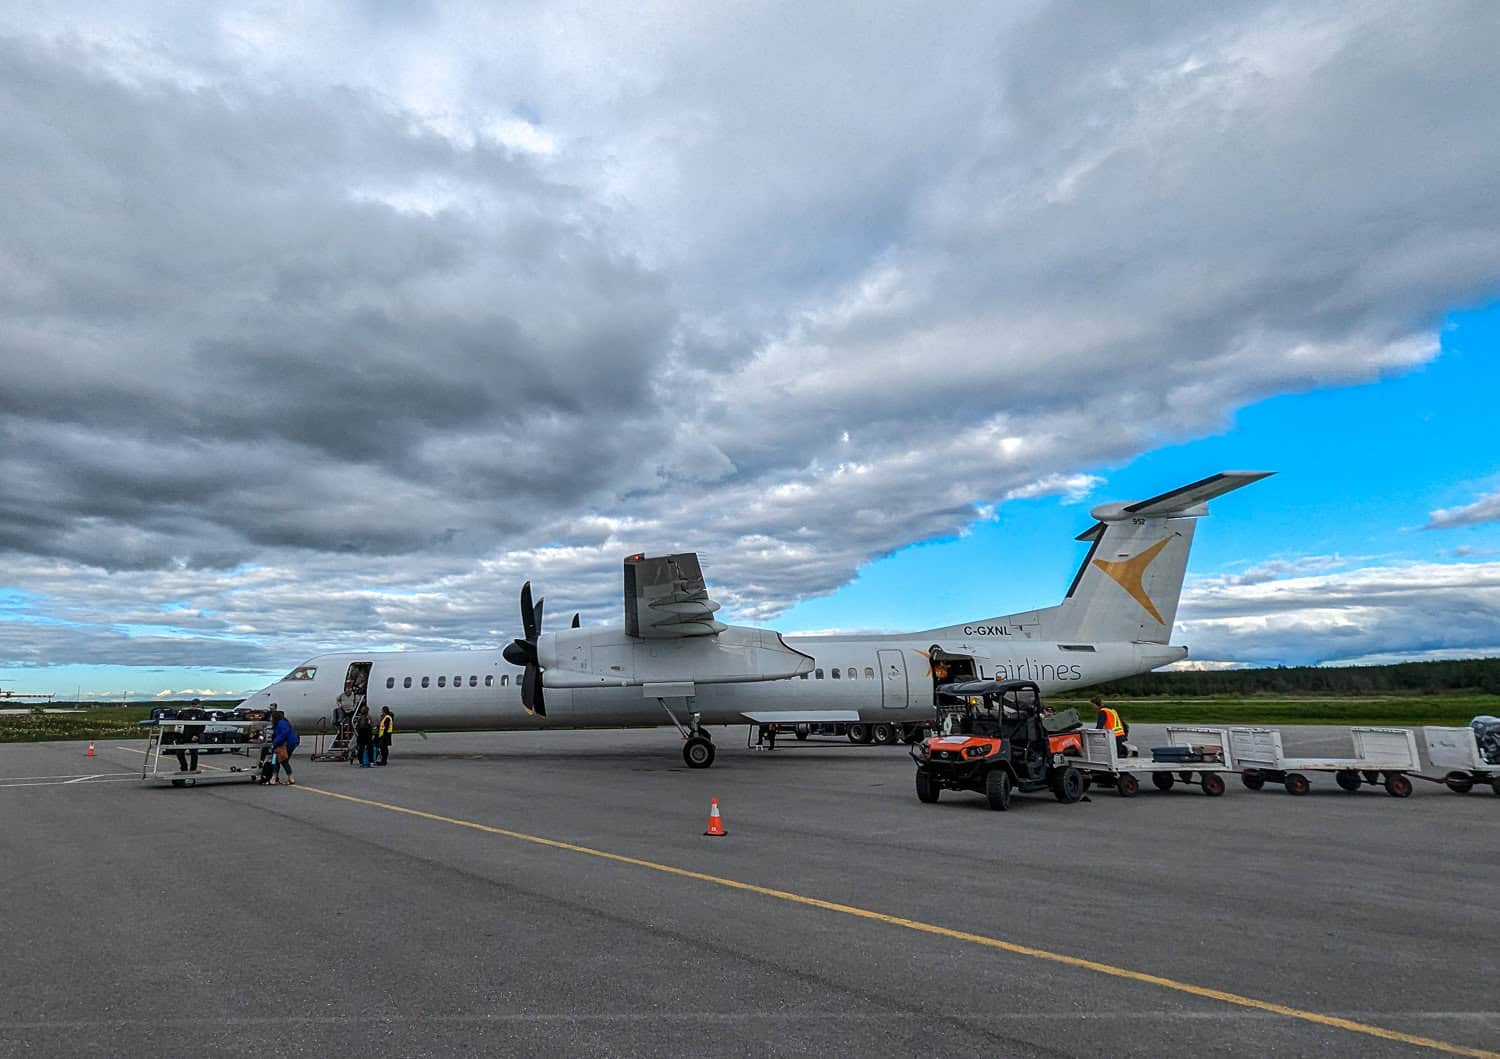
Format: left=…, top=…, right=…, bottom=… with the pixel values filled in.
left=1045, top=471, right=1272, bottom=644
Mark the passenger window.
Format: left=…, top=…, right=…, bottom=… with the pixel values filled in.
left=799, top=673, right=808, bottom=679
left=846, top=668, right=856, bottom=680
left=815, top=669, right=824, bottom=679
left=469, top=675, right=478, bottom=687
left=421, top=677, right=430, bottom=688
left=385, top=677, right=395, bottom=689
left=403, top=677, right=412, bottom=689
left=484, top=675, right=493, bottom=687
left=865, top=667, right=875, bottom=679
left=437, top=676, right=446, bottom=687
left=500, top=675, right=509, bottom=686
left=453, top=675, right=461, bottom=687
left=832, top=668, right=841, bottom=679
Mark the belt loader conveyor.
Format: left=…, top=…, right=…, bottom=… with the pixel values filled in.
left=1229, top=726, right=1419, bottom=797
left=1073, top=726, right=1235, bottom=797
left=1421, top=727, right=1500, bottom=796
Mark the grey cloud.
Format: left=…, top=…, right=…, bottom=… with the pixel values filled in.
left=1427, top=489, right=1500, bottom=530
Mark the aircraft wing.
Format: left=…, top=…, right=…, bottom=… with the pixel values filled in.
left=623, top=552, right=727, bottom=638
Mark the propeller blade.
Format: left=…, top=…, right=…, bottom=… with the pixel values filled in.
left=571, top=613, right=580, bottom=629
left=520, top=581, right=538, bottom=642
left=522, top=666, right=547, bottom=717
left=534, top=596, right=545, bottom=635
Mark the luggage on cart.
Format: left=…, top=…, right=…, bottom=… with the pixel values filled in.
left=1151, top=746, right=1202, bottom=763
left=1471, top=716, right=1500, bottom=765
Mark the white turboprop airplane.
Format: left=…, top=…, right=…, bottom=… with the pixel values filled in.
left=238, top=471, right=1270, bottom=767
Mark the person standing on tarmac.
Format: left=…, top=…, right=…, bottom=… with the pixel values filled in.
left=354, top=707, right=375, bottom=768
left=376, top=707, right=395, bottom=766
left=171, top=698, right=205, bottom=773
left=271, top=708, right=300, bottom=785
left=1092, top=696, right=1130, bottom=756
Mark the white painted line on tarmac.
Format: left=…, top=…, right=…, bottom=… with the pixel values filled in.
left=0, top=776, right=139, bottom=789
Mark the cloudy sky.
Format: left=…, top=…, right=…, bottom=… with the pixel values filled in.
left=1, top=1, right=1498, bottom=699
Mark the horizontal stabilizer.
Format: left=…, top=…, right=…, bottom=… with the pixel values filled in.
left=1124, top=471, right=1273, bottom=518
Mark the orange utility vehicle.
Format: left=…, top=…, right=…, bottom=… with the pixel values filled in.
left=912, top=679, right=1087, bottom=810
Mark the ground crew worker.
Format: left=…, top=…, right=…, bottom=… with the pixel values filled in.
left=171, top=698, right=205, bottom=773
left=1092, top=696, right=1129, bottom=755
left=377, top=706, right=395, bottom=766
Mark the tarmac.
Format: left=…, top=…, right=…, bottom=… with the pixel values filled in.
left=0, top=724, right=1495, bottom=1058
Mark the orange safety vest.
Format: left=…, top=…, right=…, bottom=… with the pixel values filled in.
left=1100, top=707, right=1125, bottom=737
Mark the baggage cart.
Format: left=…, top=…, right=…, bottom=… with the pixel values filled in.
left=1074, top=725, right=1235, bottom=797
left=1420, top=727, right=1500, bottom=796
left=139, top=717, right=271, bottom=787
left=1229, top=726, right=1419, bottom=797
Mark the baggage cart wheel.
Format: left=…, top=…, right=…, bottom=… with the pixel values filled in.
left=1241, top=771, right=1265, bottom=791
left=1335, top=770, right=1362, bottom=793
left=986, top=769, right=1012, bottom=811
left=1444, top=771, right=1473, bottom=794
left=1283, top=773, right=1310, bottom=796
left=1151, top=772, right=1175, bottom=792
left=915, top=769, right=940, bottom=804
left=1383, top=773, right=1413, bottom=798
left=1052, top=766, right=1084, bottom=804
left=171, top=778, right=185, bottom=788
left=1116, top=772, right=1139, bottom=798
left=1201, top=772, right=1226, bottom=797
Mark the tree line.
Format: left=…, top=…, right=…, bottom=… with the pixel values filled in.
left=1092, top=657, right=1500, bottom=697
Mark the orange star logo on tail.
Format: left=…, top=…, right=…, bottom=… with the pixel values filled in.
left=1092, top=536, right=1173, bottom=624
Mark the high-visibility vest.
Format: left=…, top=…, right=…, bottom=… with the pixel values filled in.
left=1100, top=707, right=1125, bottom=737
left=379, top=715, right=394, bottom=737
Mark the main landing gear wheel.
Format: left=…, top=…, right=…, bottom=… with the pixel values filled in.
left=1335, top=770, right=1362, bottom=793
left=1444, top=771, right=1474, bottom=794
left=1384, top=773, right=1413, bottom=798
left=1241, top=771, right=1265, bottom=791
left=986, top=769, right=1013, bottom=811
left=794, top=723, right=811, bottom=741
left=1284, top=773, right=1311, bottom=796
left=1201, top=772, right=1226, bottom=797
left=1052, top=767, right=1084, bottom=804
left=1152, top=772, right=1176, bottom=792
left=1115, top=772, right=1139, bottom=798
left=873, top=723, right=898, bottom=745
left=915, top=770, right=940, bottom=803
left=682, top=736, right=715, bottom=769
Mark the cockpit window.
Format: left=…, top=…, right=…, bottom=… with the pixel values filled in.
left=284, top=665, right=317, bottom=682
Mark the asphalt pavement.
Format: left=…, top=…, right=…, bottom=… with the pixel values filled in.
left=0, top=725, right=1495, bottom=1058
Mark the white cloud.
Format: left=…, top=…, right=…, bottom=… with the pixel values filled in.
left=1427, top=489, right=1500, bottom=530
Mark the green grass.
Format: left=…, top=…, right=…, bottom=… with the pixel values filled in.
left=0, top=706, right=154, bottom=743
left=1053, top=694, right=1497, bottom=727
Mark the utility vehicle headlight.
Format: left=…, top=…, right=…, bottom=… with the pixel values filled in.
left=965, top=744, right=991, bottom=759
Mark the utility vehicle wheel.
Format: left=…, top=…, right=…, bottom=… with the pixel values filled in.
left=1241, top=771, right=1265, bottom=791
left=873, top=723, right=898, bottom=745
left=1335, top=770, right=1362, bottom=793
left=985, top=769, right=1013, bottom=811
left=1444, top=771, right=1473, bottom=794
left=1152, top=772, right=1175, bottom=792
left=1052, top=767, right=1084, bottom=804
left=1116, top=772, right=1139, bottom=798
left=847, top=724, right=871, bottom=744
left=1201, top=772, right=1226, bottom=797
left=915, top=769, right=940, bottom=803
left=1384, top=773, right=1413, bottom=798
left=682, top=736, right=715, bottom=769
left=1284, top=773, right=1311, bottom=796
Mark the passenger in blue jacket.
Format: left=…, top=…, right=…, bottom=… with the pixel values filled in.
left=271, top=709, right=300, bottom=786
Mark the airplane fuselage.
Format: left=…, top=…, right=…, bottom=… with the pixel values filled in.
left=239, top=634, right=1186, bottom=734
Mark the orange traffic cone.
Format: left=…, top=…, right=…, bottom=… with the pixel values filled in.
left=703, top=797, right=727, bottom=837
left=86, top=740, right=96, bottom=758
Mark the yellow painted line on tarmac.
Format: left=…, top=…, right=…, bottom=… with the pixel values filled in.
left=297, top=785, right=1495, bottom=1059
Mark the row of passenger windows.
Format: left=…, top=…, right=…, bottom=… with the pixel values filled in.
left=384, top=674, right=513, bottom=690
left=800, top=667, right=876, bottom=680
